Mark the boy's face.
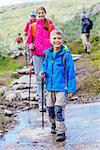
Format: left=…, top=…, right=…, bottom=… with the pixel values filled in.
left=50, top=34, right=64, bottom=50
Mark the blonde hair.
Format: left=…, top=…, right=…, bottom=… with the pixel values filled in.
left=50, top=29, right=64, bottom=38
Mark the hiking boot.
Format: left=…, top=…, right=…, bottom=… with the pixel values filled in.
left=39, top=105, right=46, bottom=112
left=86, top=51, right=91, bottom=55
left=51, top=124, right=56, bottom=134
left=85, top=47, right=87, bottom=53
left=56, top=133, right=66, bottom=142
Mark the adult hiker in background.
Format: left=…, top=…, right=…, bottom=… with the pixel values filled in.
left=81, top=13, right=93, bottom=54
left=24, top=12, right=37, bottom=40
left=26, top=7, right=55, bottom=112
left=39, top=29, right=76, bottom=142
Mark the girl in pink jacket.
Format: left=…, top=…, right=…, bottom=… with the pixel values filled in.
left=26, top=7, right=55, bottom=111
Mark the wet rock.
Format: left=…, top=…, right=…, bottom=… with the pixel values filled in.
left=3, top=90, right=21, bottom=103
left=11, top=83, right=30, bottom=90
left=11, top=71, right=21, bottom=78
left=17, top=66, right=34, bottom=75
left=12, top=75, right=37, bottom=85
left=0, top=86, right=8, bottom=97
left=4, top=109, right=14, bottom=117
left=0, top=104, right=6, bottom=109
left=0, top=79, right=7, bottom=86
left=72, top=54, right=81, bottom=61
left=20, top=91, right=35, bottom=100
left=0, top=130, right=3, bottom=138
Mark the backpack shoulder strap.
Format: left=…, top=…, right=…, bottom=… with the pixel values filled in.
left=63, top=53, right=67, bottom=66
left=47, top=18, right=53, bottom=33
left=32, top=22, right=36, bottom=37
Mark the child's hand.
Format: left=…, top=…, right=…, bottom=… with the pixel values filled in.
left=29, top=43, right=34, bottom=50
left=67, top=93, right=74, bottom=101
left=39, top=72, right=45, bottom=79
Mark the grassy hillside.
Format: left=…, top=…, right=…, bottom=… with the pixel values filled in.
left=0, top=0, right=99, bottom=53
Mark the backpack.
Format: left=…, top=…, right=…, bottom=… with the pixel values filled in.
left=16, top=37, right=23, bottom=43
left=86, top=18, right=93, bottom=30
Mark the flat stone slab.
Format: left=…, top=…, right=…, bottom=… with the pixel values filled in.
left=0, top=103, right=100, bottom=150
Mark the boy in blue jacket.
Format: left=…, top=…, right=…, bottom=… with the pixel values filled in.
left=39, top=29, right=76, bottom=142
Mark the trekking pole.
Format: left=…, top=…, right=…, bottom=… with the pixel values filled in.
left=41, top=78, right=44, bottom=129
left=25, top=50, right=27, bottom=66
left=27, top=52, right=33, bottom=124
left=29, top=61, right=32, bottom=108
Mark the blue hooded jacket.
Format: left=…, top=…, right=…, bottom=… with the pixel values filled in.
left=41, top=45, right=76, bottom=93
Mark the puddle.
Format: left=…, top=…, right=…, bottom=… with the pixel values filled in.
left=0, top=103, right=100, bottom=150
left=0, top=109, right=51, bottom=150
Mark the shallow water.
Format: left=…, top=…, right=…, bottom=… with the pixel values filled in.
left=0, top=103, right=100, bottom=150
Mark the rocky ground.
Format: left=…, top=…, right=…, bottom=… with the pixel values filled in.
left=0, top=54, right=100, bottom=136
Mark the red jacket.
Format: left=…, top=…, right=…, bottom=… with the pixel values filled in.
left=24, top=18, right=36, bottom=36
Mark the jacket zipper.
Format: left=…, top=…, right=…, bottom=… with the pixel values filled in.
left=51, top=56, right=54, bottom=89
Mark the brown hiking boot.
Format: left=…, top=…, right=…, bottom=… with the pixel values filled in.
left=56, top=133, right=66, bottom=142
left=51, top=124, right=56, bottom=134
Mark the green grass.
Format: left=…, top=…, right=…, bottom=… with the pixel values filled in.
left=90, top=50, right=100, bottom=67
left=0, top=56, right=26, bottom=85
left=0, top=57, right=24, bottom=75
left=82, top=76, right=100, bottom=95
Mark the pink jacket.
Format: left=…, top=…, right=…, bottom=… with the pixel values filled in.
left=26, top=19, right=55, bottom=56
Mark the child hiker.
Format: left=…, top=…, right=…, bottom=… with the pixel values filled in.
left=39, top=29, right=76, bottom=142
left=26, top=7, right=55, bottom=112
left=24, top=12, right=37, bottom=40
left=24, top=12, right=37, bottom=68
left=15, top=33, right=23, bottom=50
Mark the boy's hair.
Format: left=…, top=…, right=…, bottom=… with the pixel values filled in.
left=50, top=29, right=64, bottom=38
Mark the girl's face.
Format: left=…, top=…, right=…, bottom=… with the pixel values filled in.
left=37, top=9, right=46, bottom=20
left=50, top=34, right=64, bottom=51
